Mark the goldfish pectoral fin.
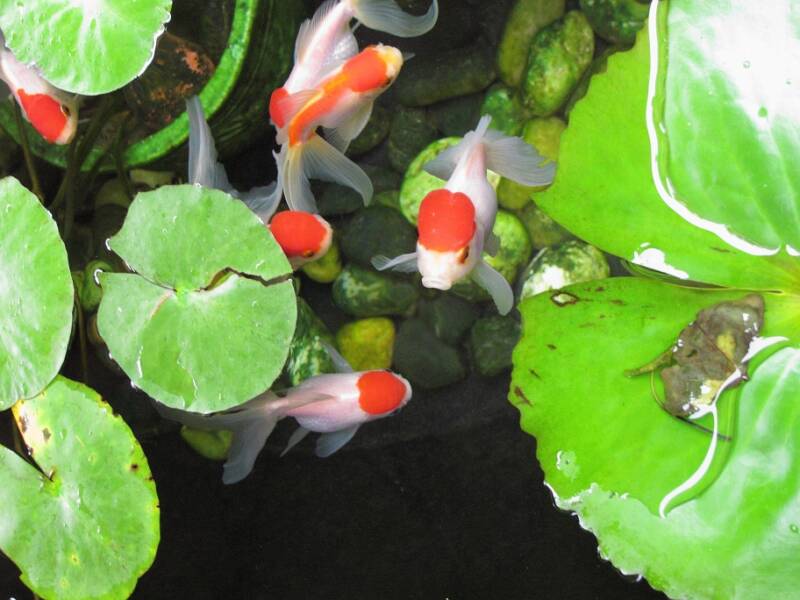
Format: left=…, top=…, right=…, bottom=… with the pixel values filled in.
left=483, top=129, right=556, bottom=187
left=473, top=260, right=513, bottom=316
left=315, top=424, right=360, bottom=458
left=485, top=232, right=500, bottom=257
left=371, top=252, right=418, bottom=273
left=322, top=101, right=374, bottom=153
left=321, top=341, right=355, bottom=374
left=281, top=426, right=311, bottom=457
left=351, top=0, right=439, bottom=37
left=422, top=144, right=461, bottom=180
left=222, top=418, right=280, bottom=484
left=240, top=181, right=281, bottom=222
left=304, top=134, right=373, bottom=205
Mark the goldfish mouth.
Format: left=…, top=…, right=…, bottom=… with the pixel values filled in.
left=421, top=277, right=451, bottom=290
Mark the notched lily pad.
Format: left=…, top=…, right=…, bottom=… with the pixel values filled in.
left=0, top=377, right=159, bottom=600
left=98, top=185, right=297, bottom=413
left=0, top=177, right=73, bottom=409
left=0, top=0, right=173, bottom=95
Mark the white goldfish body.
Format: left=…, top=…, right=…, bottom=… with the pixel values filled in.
left=0, top=33, right=78, bottom=145
left=372, top=115, right=556, bottom=315
left=158, top=351, right=412, bottom=484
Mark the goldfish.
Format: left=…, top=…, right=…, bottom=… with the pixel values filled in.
left=0, top=32, right=78, bottom=145
left=157, top=345, right=412, bottom=484
left=187, top=96, right=335, bottom=269
left=270, top=0, right=438, bottom=130
left=372, top=116, right=556, bottom=315
left=268, top=43, right=404, bottom=214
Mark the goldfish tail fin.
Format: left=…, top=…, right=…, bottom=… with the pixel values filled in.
left=186, top=96, right=234, bottom=192
left=316, top=424, right=360, bottom=457
left=303, top=134, right=373, bottom=206
left=239, top=182, right=281, bottom=223
left=472, top=260, right=513, bottom=315
left=371, top=252, right=418, bottom=273
left=349, top=0, right=438, bottom=37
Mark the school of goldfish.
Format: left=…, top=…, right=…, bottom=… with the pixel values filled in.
left=2, top=0, right=555, bottom=483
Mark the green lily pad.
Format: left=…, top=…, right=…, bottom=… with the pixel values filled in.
left=0, top=377, right=160, bottom=600
left=537, top=26, right=800, bottom=292
left=652, top=1, right=800, bottom=253
left=0, top=177, right=73, bottom=409
left=0, top=0, right=172, bottom=95
left=511, top=276, right=800, bottom=598
left=98, top=185, right=296, bottom=413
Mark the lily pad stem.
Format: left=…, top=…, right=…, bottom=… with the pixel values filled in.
left=74, top=296, right=89, bottom=385
left=11, top=101, right=43, bottom=202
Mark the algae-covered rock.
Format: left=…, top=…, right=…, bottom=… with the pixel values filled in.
left=374, top=190, right=401, bottom=211
left=340, top=206, right=417, bottom=268
left=521, top=11, right=595, bottom=116
left=469, top=315, right=521, bottom=376
left=283, top=298, right=336, bottom=386
left=497, top=117, right=564, bottom=209
left=301, top=238, right=342, bottom=284
left=180, top=427, right=233, bottom=461
left=453, top=210, right=533, bottom=303
left=387, top=108, right=439, bottom=173
left=394, top=44, right=497, bottom=107
left=516, top=201, right=573, bottom=248
left=579, top=0, right=649, bottom=45
left=480, top=84, right=528, bottom=137
left=418, top=293, right=480, bottom=346
left=399, top=136, right=460, bottom=225
left=76, top=259, right=114, bottom=312
left=518, top=240, right=610, bottom=301
left=336, top=317, right=396, bottom=371
left=348, top=104, right=391, bottom=157
left=333, top=264, right=419, bottom=317
left=427, top=93, right=483, bottom=137
left=564, top=47, right=615, bottom=118
left=318, top=165, right=402, bottom=216
left=393, top=318, right=466, bottom=389
left=497, top=0, right=566, bottom=87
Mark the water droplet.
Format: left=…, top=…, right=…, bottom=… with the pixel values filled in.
left=758, top=107, right=768, bottom=118
left=791, top=524, right=799, bottom=534
left=742, top=60, right=751, bottom=69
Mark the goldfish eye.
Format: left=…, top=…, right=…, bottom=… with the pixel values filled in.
left=302, top=249, right=315, bottom=258
left=61, top=105, right=71, bottom=118
left=457, top=246, right=470, bottom=264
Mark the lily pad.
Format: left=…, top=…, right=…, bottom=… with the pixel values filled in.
left=0, top=0, right=172, bottom=95
left=98, top=185, right=296, bottom=413
left=0, top=377, right=160, bottom=600
left=536, top=25, right=800, bottom=292
left=0, top=177, right=73, bottom=409
left=511, top=277, right=800, bottom=598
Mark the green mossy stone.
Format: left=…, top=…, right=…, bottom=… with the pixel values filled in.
left=393, top=318, right=467, bottom=389
left=564, top=46, right=615, bottom=118
left=521, top=10, right=595, bottom=116
left=335, top=317, right=396, bottom=371
left=180, top=427, right=233, bottom=461
left=283, top=298, right=336, bottom=387
left=497, top=0, right=566, bottom=87
left=394, top=44, right=497, bottom=107
left=301, top=239, right=342, bottom=284
left=469, top=315, right=521, bottom=376
left=374, top=190, right=401, bottom=211
left=497, top=116, right=565, bottom=209
left=318, top=165, right=402, bottom=216
left=427, top=93, right=483, bottom=137
left=516, top=201, right=574, bottom=248
left=340, top=206, right=418, bottom=268
left=579, top=0, right=649, bottom=45
left=518, top=240, right=610, bottom=301
left=348, top=104, right=392, bottom=157
left=77, top=259, right=115, bottom=312
left=399, top=136, right=461, bottom=225
left=333, top=264, right=419, bottom=317
left=387, top=107, right=439, bottom=174
left=418, top=293, right=480, bottom=345
left=480, top=84, right=529, bottom=137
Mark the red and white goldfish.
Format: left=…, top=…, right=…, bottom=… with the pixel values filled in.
left=270, top=0, right=437, bottom=130
left=0, top=33, right=77, bottom=145
left=269, top=44, right=404, bottom=214
left=269, top=209, right=333, bottom=269
left=372, top=116, right=556, bottom=315
left=158, top=346, right=412, bottom=484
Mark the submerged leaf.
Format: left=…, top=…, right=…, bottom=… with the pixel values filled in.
left=0, top=377, right=159, bottom=600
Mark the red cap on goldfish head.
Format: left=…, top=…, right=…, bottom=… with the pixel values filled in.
left=269, top=210, right=332, bottom=259
left=342, top=45, right=402, bottom=93
left=418, top=189, right=476, bottom=252
left=357, top=371, right=410, bottom=415
left=17, top=89, right=71, bottom=144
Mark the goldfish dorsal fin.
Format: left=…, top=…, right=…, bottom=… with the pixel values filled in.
left=295, top=0, right=339, bottom=64
left=371, top=252, right=418, bottom=273
left=472, top=260, right=513, bottom=316
left=316, top=424, right=360, bottom=457
left=422, top=116, right=491, bottom=180
left=322, top=341, right=355, bottom=374
left=295, top=0, right=359, bottom=86
left=350, top=0, right=438, bottom=38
